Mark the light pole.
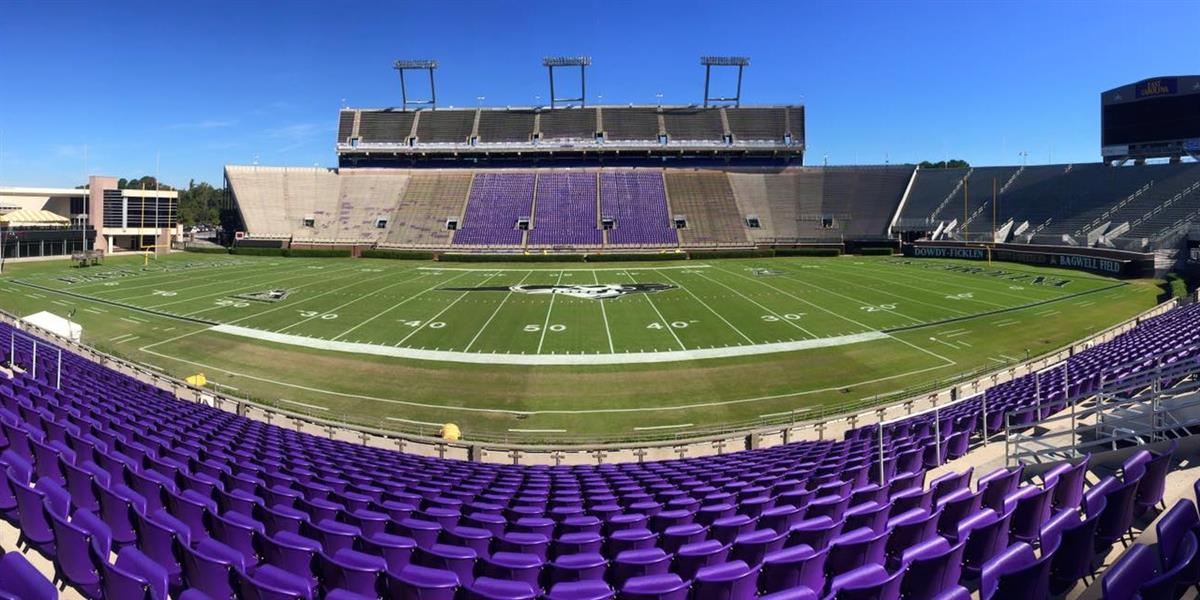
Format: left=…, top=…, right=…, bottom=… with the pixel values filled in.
left=476, top=96, right=485, bottom=107
left=655, top=92, right=663, bottom=106
left=1019, top=151, right=1028, bottom=166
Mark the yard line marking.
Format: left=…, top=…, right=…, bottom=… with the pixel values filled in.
left=627, top=270, right=686, bottom=350
left=333, top=271, right=472, bottom=341
left=776, top=271, right=924, bottom=326
left=464, top=271, right=534, bottom=352
left=418, top=265, right=711, bottom=272
left=1036, top=310, right=1061, bottom=317
left=655, top=270, right=755, bottom=344
left=710, top=266, right=957, bottom=366
left=860, top=260, right=1062, bottom=303
left=119, top=317, right=143, bottom=325
left=536, top=272, right=565, bottom=354
left=51, top=300, right=71, bottom=307
left=124, top=315, right=149, bottom=323
left=1076, top=301, right=1096, bottom=307
left=279, top=271, right=429, bottom=333
left=803, top=263, right=976, bottom=316
left=108, top=333, right=135, bottom=342
left=386, top=416, right=444, bottom=426
left=1000, top=354, right=1019, bottom=361
left=116, top=336, right=139, bottom=344
left=691, top=270, right=816, bottom=338
left=157, top=262, right=369, bottom=310
left=83, top=308, right=104, bottom=314
left=64, top=256, right=250, bottom=291
left=633, top=423, right=693, bottom=431
left=508, top=428, right=568, bottom=433
left=183, top=264, right=373, bottom=317
left=930, top=337, right=959, bottom=350
left=143, top=333, right=949, bottom=415
left=276, top=398, right=329, bottom=411
left=396, top=272, right=501, bottom=347
left=594, top=270, right=615, bottom=354
left=93, top=260, right=303, bottom=298
left=946, top=330, right=971, bottom=338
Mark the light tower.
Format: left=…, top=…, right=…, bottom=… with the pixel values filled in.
left=393, top=59, right=439, bottom=110
left=700, top=56, right=750, bottom=107
left=542, top=56, right=591, bottom=108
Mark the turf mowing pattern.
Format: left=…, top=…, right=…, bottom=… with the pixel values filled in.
left=0, top=253, right=1163, bottom=441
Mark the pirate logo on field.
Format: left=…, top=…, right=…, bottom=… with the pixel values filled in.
left=236, top=289, right=291, bottom=303
left=442, top=283, right=675, bottom=300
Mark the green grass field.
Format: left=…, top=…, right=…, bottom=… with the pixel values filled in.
left=0, top=252, right=1163, bottom=442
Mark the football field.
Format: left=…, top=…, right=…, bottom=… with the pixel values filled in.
left=0, top=253, right=1163, bottom=441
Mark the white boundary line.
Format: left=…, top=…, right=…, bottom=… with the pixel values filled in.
left=207, top=324, right=888, bottom=365
left=633, top=423, right=693, bottom=431
left=140, top=333, right=946, bottom=415
left=277, top=398, right=329, bottom=411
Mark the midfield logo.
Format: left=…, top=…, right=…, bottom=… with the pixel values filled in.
left=442, top=283, right=675, bottom=300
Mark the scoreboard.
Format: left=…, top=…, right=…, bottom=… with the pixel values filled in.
left=1101, top=76, right=1200, bottom=161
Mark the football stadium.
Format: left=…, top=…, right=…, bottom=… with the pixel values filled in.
left=3, top=4, right=1200, bottom=599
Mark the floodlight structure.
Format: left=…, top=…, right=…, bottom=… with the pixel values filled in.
left=701, top=56, right=750, bottom=107
left=393, top=59, right=438, bottom=110
left=542, top=56, right=591, bottom=108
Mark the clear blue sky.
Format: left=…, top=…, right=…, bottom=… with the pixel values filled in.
left=1, top=0, right=1197, bottom=188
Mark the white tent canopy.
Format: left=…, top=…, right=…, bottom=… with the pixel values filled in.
left=20, top=311, right=82, bottom=343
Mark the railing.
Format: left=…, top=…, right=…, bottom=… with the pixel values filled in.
left=0, top=292, right=1179, bottom=463
left=1007, top=341, right=1200, bottom=466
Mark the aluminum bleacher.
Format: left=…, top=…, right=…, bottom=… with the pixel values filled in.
left=665, top=171, right=750, bottom=246
left=601, top=107, right=661, bottom=142
left=537, top=108, right=598, bottom=142
left=476, top=110, right=536, bottom=144
left=661, top=108, right=726, bottom=142
left=415, top=110, right=476, bottom=144
left=384, top=171, right=472, bottom=247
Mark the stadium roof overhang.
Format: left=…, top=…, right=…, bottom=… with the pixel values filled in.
left=0, top=187, right=89, bottom=197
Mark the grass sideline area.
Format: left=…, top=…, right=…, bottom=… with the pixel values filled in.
left=0, top=252, right=1162, bottom=442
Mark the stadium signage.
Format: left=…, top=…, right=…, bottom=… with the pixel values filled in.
left=904, top=244, right=1140, bottom=277
left=1052, top=255, right=1122, bottom=274
left=910, top=246, right=986, bottom=259
left=1136, top=77, right=1177, bottom=98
